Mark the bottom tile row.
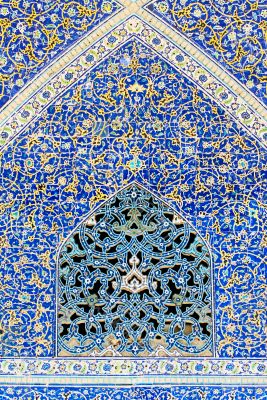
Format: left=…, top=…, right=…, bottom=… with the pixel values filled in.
left=0, top=385, right=266, bottom=399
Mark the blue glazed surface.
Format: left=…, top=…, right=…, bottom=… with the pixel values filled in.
left=0, top=40, right=266, bottom=359
left=58, top=183, right=213, bottom=356
left=145, top=0, right=267, bottom=105
left=0, top=0, right=121, bottom=108
left=0, top=385, right=267, bottom=399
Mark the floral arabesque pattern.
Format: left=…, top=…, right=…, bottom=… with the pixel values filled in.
left=2, top=17, right=266, bottom=149
left=58, top=183, right=213, bottom=357
left=145, top=0, right=267, bottom=105
left=0, top=39, right=266, bottom=358
left=0, top=0, right=121, bottom=108
left=1, top=385, right=267, bottom=399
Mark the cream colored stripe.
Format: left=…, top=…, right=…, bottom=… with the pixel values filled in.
left=120, top=0, right=152, bottom=7
left=138, top=7, right=267, bottom=119
left=0, top=375, right=266, bottom=385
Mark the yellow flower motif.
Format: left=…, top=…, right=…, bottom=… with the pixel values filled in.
left=20, top=256, right=28, bottom=264
left=226, top=324, right=235, bottom=333
left=36, top=346, right=44, bottom=355
left=219, top=294, right=228, bottom=302
left=128, top=82, right=146, bottom=92
left=150, top=63, right=162, bottom=74
left=157, top=1, right=169, bottom=13
left=44, top=164, right=54, bottom=173
left=0, top=18, right=11, bottom=30
left=226, top=346, right=234, bottom=356
left=58, top=177, right=67, bottom=185
left=34, top=323, right=43, bottom=333
left=102, top=2, right=113, bottom=13
left=245, top=337, right=253, bottom=346
left=111, top=117, right=122, bottom=130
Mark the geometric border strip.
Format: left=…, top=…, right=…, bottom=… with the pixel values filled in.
left=0, top=358, right=266, bottom=376
left=0, top=16, right=266, bottom=149
left=0, top=378, right=267, bottom=385
left=0, top=385, right=267, bottom=397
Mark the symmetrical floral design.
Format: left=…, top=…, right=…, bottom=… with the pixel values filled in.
left=0, top=357, right=266, bottom=375
left=1, top=17, right=266, bottom=148
left=0, top=385, right=267, bottom=399
left=0, top=39, right=266, bottom=360
left=0, top=0, right=266, bottom=394
left=0, top=0, right=121, bottom=107
left=145, top=0, right=267, bottom=105
left=58, top=183, right=213, bottom=356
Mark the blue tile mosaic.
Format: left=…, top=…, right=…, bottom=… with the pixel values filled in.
left=145, top=0, right=267, bottom=105
left=0, top=0, right=121, bottom=108
left=58, top=183, right=213, bottom=357
left=0, top=39, right=266, bottom=362
left=0, top=385, right=266, bottom=399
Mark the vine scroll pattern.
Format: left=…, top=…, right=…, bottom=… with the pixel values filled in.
left=58, top=184, right=213, bottom=356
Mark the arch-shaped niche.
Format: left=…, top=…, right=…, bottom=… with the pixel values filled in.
left=58, top=183, right=213, bottom=356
